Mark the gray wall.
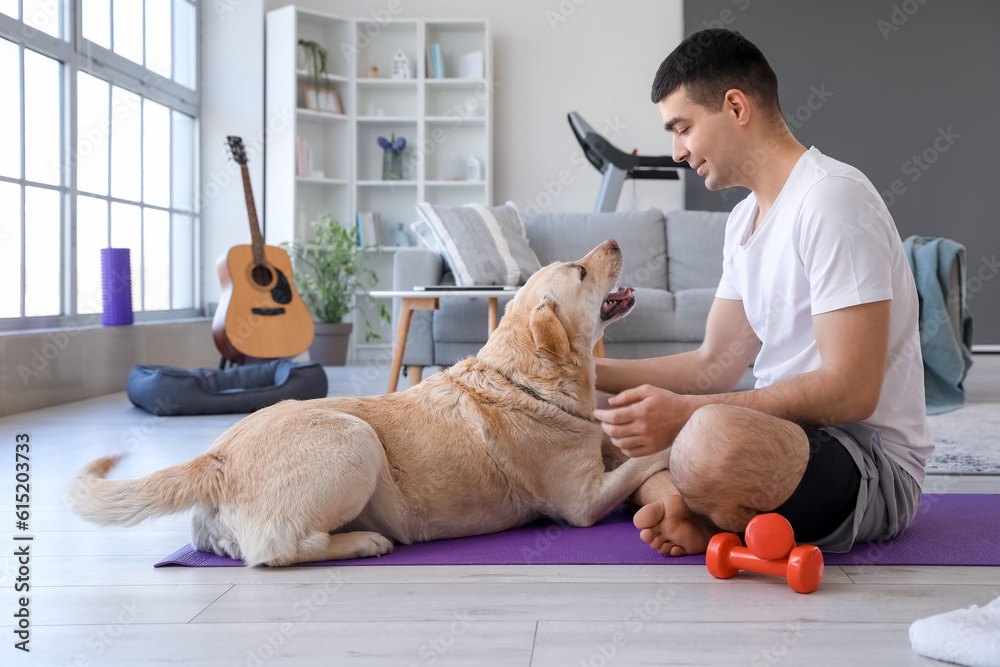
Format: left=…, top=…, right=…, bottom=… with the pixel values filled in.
left=682, top=0, right=999, bottom=345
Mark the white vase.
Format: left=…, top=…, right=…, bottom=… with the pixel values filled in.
left=466, top=155, right=482, bottom=181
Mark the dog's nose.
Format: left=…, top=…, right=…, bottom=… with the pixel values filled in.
left=605, top=239, right=620, bottom=251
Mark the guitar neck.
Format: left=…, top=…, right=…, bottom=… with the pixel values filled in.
left=240, top=163, right=266, bottom=266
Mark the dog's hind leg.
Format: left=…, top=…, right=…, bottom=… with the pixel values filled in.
left=191, top=504, right=243, bottom=560
left=234, top=412, right=395, bottom=567
left=264, top=530, right=393, bottom=566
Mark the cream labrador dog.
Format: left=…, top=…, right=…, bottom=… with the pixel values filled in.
left=68, top=240, right=668, bottom=566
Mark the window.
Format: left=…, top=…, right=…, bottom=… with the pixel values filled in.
left=0, top=0, right=199, bottom=329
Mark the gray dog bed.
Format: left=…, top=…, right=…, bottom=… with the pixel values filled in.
left=127, top=359, right=328, bottom=416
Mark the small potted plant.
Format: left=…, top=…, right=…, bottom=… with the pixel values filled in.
left=298, top=39, right=342, bottom=112
left=298, top=39, right=328, bottom=93
left=282, top=215, right=391, bottom=365
left=378, top=133, right=407, bottom=180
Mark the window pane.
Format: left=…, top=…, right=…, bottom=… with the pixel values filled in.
left=82, top=0, right=111, bottom=49
left=110, top=202, right=142, bottom=310
left=143, top=208, right=169, bottom=310
left=173, top=0, right=195, bottom=90
left=171, top=213, right=193, bottom=309
left=0, top=39, right=20, bottom=179
left=24, top=186, right=61, bottom=317
left=112, top=0, right=143, bottom=65
left=24, top=49, right=61, bottom=186
left=77, top=72, right=110, bottom=195
left=171, top=110, right=194, bottom=211
left=23, top=0, right=62, bottom=39
left=0, top=182, right=22, bottom=317
left=110, top=86, right=141, bottom=201
left=145, top=0, right=171, bottom=78
left=76, top=195, right=108, bottom=314
left=0, top=0, right=17, bottom=20
left=143, top=99, right=170, bottom=207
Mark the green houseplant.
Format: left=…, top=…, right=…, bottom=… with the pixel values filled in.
left=282, top=215, right=391, bottom=365
left=297, top=39, right=329, bottom=93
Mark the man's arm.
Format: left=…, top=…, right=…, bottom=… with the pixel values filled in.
left=693, top=299, right=890, bottom=424
left=596, top=297, right=761, bottom=395
left=596, top=299, right=890, bottom=456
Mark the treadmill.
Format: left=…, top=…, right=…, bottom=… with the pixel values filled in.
left=568, top=111, right=690, bottom=213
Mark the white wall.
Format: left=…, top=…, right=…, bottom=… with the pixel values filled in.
left=0, top=321, right=221, bottom=417
left=201, top=0, right=685, bottom=306
left=201, top=0, right=268, bottom=308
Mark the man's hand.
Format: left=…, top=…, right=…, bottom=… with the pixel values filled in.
left=593, top=385, right=698, bottom=458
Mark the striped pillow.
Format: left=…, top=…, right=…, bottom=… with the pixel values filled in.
left=414, top=201, right=541, bottom=286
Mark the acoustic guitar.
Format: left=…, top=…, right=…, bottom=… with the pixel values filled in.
left=212, top=136, right=314, bottom=364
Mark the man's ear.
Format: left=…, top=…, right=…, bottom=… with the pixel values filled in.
left=529, top=299, right=570, bottom=356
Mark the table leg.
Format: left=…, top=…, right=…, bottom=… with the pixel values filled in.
left=407, top=365, right=423, bottom=388
left=593, top=338, right=605, bottom=358
left=388, top=302, right=415, bottom=393
left=488, top=297, right=498, bottom=333
left=387, top=297, right=440, bottom=393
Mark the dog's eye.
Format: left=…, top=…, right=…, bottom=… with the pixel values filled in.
left=578, top=266, right=587, bottom=280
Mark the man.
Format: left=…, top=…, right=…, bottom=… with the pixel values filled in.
left=594, top=29, right=932, bottom=557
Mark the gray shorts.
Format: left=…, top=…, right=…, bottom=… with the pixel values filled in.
left=808, top=422, right=922, bottom=553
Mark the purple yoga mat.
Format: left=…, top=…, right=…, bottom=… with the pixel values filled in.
left=101, top=247, right=133, bottom=326
left=154, top=494, right=1000, bottom=569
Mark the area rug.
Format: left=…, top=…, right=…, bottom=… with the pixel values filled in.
left=155, top=493, right=1000, bottom=568
left=926, top=403, right=1000, bottom=474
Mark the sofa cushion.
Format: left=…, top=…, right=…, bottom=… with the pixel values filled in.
left=673, top=288, right=717, bottom=342
left=666, top=210, right=728, bottom=292
left=602, top=287, right=716, bottom=344
left=602, top=287, right=675, bottom=343
left=415, top=201, right=541, bottom=286
left=523, top=209, right=667, bottom=290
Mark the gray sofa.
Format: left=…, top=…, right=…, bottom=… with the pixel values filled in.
left=392, top=208, right=729, bottom=369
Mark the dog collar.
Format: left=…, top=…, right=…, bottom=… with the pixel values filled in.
left=492, top=369, right=599, bottom=424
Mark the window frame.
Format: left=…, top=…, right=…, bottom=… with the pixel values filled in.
left=0, top=0, right=202, bottom=332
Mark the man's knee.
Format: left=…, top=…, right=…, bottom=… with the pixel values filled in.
left=669, top=406, right=732, bottom=509
left=670, top=404, right=805, bottom=521
left=672, top=404, right=744, bottom=472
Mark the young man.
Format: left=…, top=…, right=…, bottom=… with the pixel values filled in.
left=594, top=29, right=932, bottom=556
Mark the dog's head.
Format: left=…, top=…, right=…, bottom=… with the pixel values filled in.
left=500, top=240, right=636, bottom=361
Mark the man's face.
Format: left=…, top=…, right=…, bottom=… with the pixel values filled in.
left=658, top=86, right=743, bottom=191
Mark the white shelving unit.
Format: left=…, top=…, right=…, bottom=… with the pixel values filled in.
left=265, top=6, right=492, bottom=360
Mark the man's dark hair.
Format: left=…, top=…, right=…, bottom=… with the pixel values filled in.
left=650, top=29, right=781, bottom=122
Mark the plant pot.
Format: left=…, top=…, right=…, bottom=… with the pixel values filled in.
left=382, top=149, right=404, bottom=180
left=309, top=322, right=353, bottom=366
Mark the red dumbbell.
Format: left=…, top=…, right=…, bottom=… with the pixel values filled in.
left=706, top=513, right=824, bottom=594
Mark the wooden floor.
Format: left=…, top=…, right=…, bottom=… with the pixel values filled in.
left=1, top=356, right=998, bottom=665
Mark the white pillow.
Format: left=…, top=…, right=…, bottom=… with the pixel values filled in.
left=414, top=201, right=541, bottom=286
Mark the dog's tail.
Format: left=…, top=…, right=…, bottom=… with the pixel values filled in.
left=67, top=454, right=223, bottom=526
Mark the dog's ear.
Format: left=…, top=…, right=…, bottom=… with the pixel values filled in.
left=529, top=299, right=570, bottom=356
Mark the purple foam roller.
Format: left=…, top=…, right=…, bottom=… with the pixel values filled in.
left=101, top=247, right=134, bottom=326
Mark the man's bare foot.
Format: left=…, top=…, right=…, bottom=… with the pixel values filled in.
left=633, top=493, right=717, bottom=557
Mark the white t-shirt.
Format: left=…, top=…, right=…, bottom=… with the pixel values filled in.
left=716, top=147, right=933, bottom=485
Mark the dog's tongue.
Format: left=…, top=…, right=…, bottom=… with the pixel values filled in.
left=605, top=286, right=634, bottom=302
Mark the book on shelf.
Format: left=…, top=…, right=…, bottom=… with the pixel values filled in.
left=430, top=43, right=444, bottom=78
left=355, top=211, right=381, bottom=247
left=295, top=136, right=313, bottom=177
left=425, top=43, right=434, bottom=78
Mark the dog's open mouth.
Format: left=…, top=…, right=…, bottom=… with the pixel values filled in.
left=601, top=286, right=635, bottom=321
